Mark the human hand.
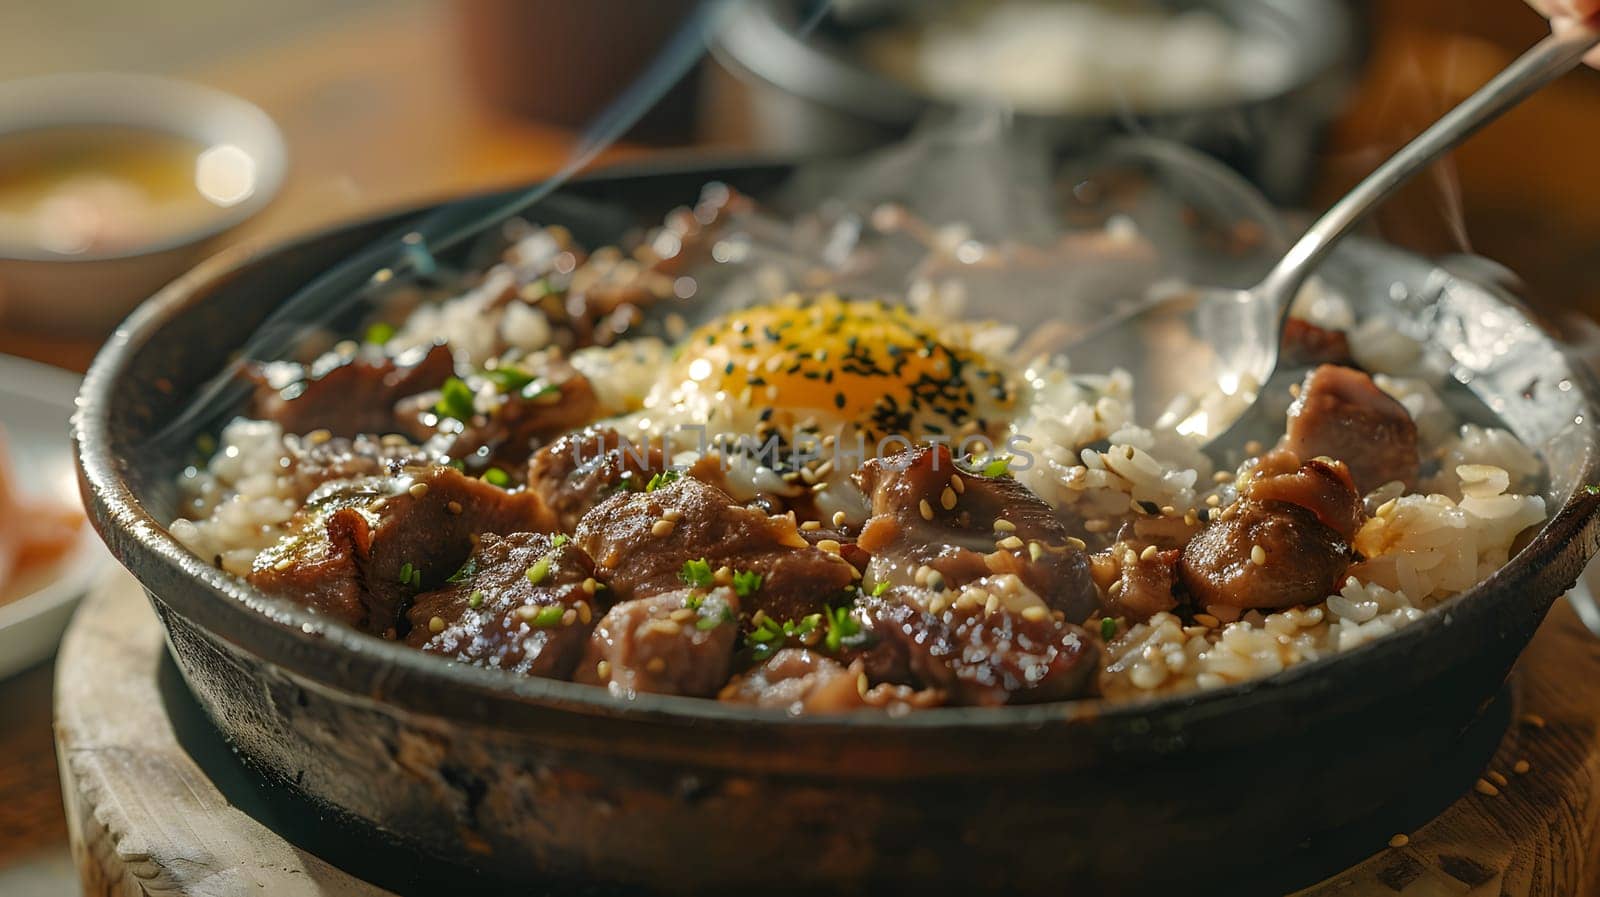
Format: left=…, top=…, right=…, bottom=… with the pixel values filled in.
left=1527, top=0, right=1600, bottom=66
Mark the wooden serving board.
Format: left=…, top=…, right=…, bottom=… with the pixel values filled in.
left=55, top=570, right=1600, bottom=896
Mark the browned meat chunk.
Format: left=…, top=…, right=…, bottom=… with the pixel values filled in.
left=1090, top=543, right=1182, bottom=622
left=396, top=360, right=600, bottom=478
left=574, top=587, right=740, bottom=697
left=574, top=476, right=857, bottom=622
left=525, top=425, right=667, bottom=532
left=719, top=648, right=867, bottom=714
left=249, top=343, right=454, bottom=439
left=404, top=533, right=600, bottom=678
left=1178, top=459, right=1362, bottom=610
left=286, top=432, right=437, bottom=498
left=853, top=589, right=1097, bottom=706
left=249, top=465, right=554, bottom=635
left=1280, top=318, right=1354, bottom=367
left=1286, top=365, right=1419, bottom=493
left=853, top=445, right=1097, bottom=622
left=1246, top=456, right=1364, bottom=540
left=721, top=647, right=946, bottom=715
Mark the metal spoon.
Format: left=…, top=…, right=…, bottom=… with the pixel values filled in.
left=1063, top=19, right=1600, bottom=451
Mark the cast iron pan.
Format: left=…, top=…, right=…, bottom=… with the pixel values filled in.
left=75, top=158, right=1600, bottom=895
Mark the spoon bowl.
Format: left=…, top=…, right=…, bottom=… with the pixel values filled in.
left=1068, top=18, right=1600, bottom=449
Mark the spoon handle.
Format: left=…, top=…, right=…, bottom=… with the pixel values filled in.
left=1257, top=17, right=1600, bottom=309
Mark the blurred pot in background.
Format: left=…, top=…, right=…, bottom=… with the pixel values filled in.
left=703, top=0, right=1364, bottom=202
left=452, top=0, right=704, bottom=144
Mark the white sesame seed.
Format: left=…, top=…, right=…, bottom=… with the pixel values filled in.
left=1388, top=834, right=1409, bottom=848
left=941, top=487, right=957, bottom=510
left=817, top=539, right=842, bottom=555
left=1474, top=778, right=1500, bottom=796
left=409, top=482, right=429, bottom=498
left=670, top=607, right=697, bottom=623
left=919, top=499, right=934, bottom=521
left=577, top=602, right=592, bottom=624
left=1250, top=544, right=1267, bottom=565
left=993, top=518, right=1016, bottom=533
left=446, top=501, right=463, bottom=515
left=832, top=511, right=847, bottom=527
left=1021, top=606, right=1049, bottom=622
left=582, top=577, right=597, bottom=595
left=561, top=609, right=578, bottom=626
left=428, top=615, right=446, bottom=634
left=1028, top=542, right=1045, bottom=561
left=596, top=660, right=611, bottom=680
left=651, top=518, right=676, bottom=537
left=949, top=474, right=965, bottom=494
left=1140, top=545, right=1158, bottom=561
left=1514, top=760, right=1531, bottom=774
left=997, top=535, right=1024, bottom=551
left=800, top=520, right=822, bottom=531
left=1065, top=536, right=1087, bottom=550
left=661, top=507, right=683, bottom=522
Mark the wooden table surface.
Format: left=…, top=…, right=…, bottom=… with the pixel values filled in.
left=3, top=0, right=1599, bottom=891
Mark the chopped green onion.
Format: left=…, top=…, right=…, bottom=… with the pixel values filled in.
left=468, top=590, right=484, bottom=609
left=480, top=467, right=511, bottom=488
left=981, top=455, right=1012, bottom=478
left=1100, top=617, right=1118, bottom=640
left=398, top=562, right=416, bottom=587
left=551, top=533, right=568, bottom=548
left=695, top=615, right=723, bottom=631
left=1586, top=484, right=1600, bottom=496
left=435, top=377, right=476, bottom=421
left=364, top=321, right=396, bottom=345
left=482, top=365, right=536, bottom=392
left=871, top=581, right=889, bottom=597
left=646, top=470, right=682, bottom=492
left=731, top=569, right=763, bottom=597
left=447, top=459, right=467, bottom=472
left=824, top=605, right=863, bottom=653
left=445, top=557, right=477, bottom=583
left=525, top=556, right=551, bottom=585
left=521, top=381, right=560, bottom=401
left=529, top=604, right=565, bottom=627
left=679, top=558, right=714, bottom=589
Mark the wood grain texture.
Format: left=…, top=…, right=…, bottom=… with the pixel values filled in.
left=55, top=571, right=394, bottom=897
left=55, top=567, right=1600, bottom=896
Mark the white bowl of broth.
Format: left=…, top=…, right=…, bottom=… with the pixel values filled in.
left=0, top=74, right=286, bottom=333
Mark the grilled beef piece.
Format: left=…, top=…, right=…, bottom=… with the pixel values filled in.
left=249, top=343, right=454, bottom=439
left=1178, top=458, right=1362, bottom=610
left=852, top=444, right=1097, bottom=622
left=573, top=476, right=858, bottom=623
left=1090, top=543, right=1182, bottom=622
left=1286, top=365, right=1420, bottom=493
left=396, top=360, right=601, bottom=479
left=852, top=587, right=1098, bottom=706
left=574, top=587, right=740, bottom=697
left=525, top=425, right=668, bottom=532
left=285, top=432, right=437, bottom=499
left=248, top=465, right=554, bottom=635
left=721, top=646, right=947, bottom=715
left=404, top=533, right=600, bottom=679
left=1280, top=318, right=1355, bottom=368
left=718, top=648, right=867, bottom=714
left=1246, top=455, right=1365, bottom=540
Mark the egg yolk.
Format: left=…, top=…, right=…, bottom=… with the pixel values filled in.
left=663, top=295, right=1014, bottom=440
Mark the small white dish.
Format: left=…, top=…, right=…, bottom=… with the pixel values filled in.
left=0, top=354, right=106, bottom=679
left=0, top=73, right=288, bottom=333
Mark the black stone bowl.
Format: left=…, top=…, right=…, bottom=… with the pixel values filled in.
left=74, top=159, right=1600, bottom=895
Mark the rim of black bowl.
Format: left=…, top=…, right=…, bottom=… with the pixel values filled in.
left=74, top=155, right=1600, bottom=735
